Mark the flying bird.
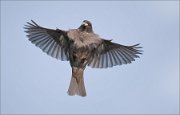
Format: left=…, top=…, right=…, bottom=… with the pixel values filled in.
left=24, top=20, right=142, bottom=97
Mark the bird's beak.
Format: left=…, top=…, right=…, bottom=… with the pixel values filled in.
left=82, top=22, right=88, bottom=26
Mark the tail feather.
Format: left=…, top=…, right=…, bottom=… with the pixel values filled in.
left=67, top=67, right=86, bottom=97
left=68, top=77, right=78, bottom=96
left=78, top=75, right=86, bottom=96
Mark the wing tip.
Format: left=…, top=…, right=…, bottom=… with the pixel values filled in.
left=24, top=20, right=39, bottom=28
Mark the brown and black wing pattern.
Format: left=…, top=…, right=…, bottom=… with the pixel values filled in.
left=24, top=20, right=69, bottom=61
left=88, top=39, right=142, bottom=68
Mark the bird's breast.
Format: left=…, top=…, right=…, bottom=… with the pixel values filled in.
left=67, top=29, right=102, bottom=48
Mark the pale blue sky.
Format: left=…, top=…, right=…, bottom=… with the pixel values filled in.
left=1, top=1, right=179, bottom=114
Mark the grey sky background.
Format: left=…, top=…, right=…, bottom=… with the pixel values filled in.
left=1, top=1, right=179, bottom=114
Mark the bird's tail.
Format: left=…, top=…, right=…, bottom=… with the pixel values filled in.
left=67, top=67, right=86, bottom=97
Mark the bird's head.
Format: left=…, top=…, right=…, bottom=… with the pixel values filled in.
left=78, top=20, right=93, bottom=33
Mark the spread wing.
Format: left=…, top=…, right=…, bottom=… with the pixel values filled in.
left=88, top=39, right=142, bottom=68
left=24, top=20, right=69, bottom=60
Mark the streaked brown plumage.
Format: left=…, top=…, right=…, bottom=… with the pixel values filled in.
left=24, top=20, right=142, bottom=97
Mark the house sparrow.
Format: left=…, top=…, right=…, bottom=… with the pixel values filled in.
left=24, top=20, right=142, bottom=97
